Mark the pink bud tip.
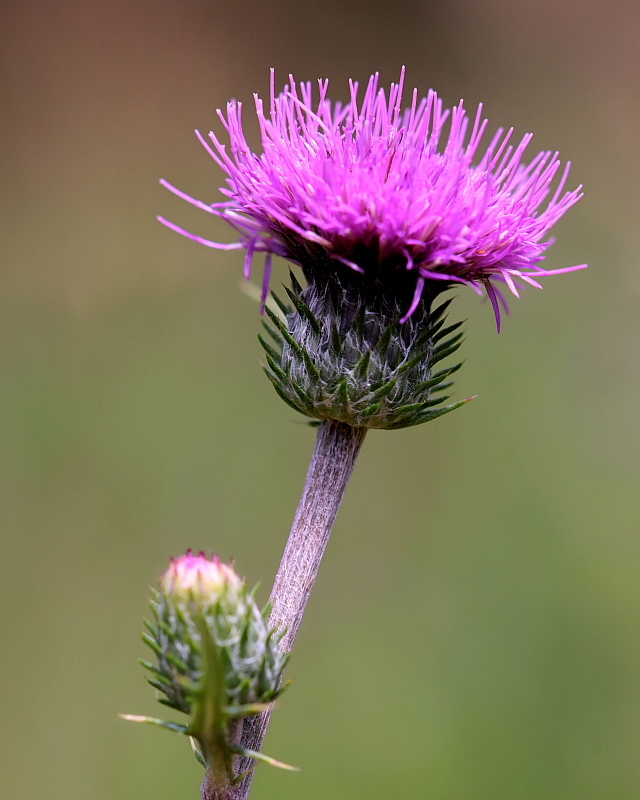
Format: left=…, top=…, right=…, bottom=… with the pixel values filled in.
left=161, top=551, right=241, bottom=600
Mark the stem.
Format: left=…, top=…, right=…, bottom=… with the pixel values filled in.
left=201, top=765, right=232, bottom=800
left=200, top=720, right=243, bottom=800
left=232, top=419, right=367, bottom=799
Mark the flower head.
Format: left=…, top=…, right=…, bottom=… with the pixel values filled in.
left=152, top=552, right=285, bottom=720
left=126, top=552, right=292, bottom=785
left=160, top=69, right=585, bottom=330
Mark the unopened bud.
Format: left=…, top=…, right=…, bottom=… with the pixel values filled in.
left=123, top=552, right=294, bottom=796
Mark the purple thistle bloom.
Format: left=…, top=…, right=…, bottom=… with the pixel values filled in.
left=159, top=69, right=585, bottom=331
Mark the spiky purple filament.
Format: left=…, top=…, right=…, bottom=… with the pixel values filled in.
left=159, top=69, right=585, bottom=330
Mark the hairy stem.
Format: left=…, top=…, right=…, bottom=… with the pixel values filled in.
left=200, top=720, right=242, bottom=800
left=232, top=419, right=367, bottom=799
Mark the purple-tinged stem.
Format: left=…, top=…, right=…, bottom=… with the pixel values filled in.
left=227, top=419, right=367, bottom=800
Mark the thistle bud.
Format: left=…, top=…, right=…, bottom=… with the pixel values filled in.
left=123, top=552, right=294, bottom=798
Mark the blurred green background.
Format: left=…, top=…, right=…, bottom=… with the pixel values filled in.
left=2, top=0, right=640, bottom=798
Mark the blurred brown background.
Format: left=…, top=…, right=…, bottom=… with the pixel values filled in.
left=2, top=1, right=640, bottom=798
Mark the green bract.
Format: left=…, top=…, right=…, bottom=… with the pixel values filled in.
left=261, top=272, right=470, bottom=429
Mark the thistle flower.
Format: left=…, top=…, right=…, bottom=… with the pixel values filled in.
left=160, top=70, right=585, bottom=428
left=123, top=552, right=294, bottom=799
left=160, top=68, right=584, bottom=326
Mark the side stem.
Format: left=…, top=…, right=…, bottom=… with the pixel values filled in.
left=232, top=419, right=367, bottom=800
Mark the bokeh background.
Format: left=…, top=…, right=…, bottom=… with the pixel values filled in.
left=2, top=1, right=640, bottom=798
